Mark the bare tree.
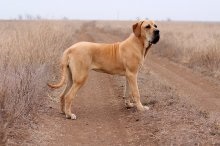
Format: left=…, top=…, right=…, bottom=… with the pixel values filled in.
left=18, top=15, right=23, bottom=20
left=36, top=15, right=42, bottom=20
left=25, top=14, right=33, bottom=20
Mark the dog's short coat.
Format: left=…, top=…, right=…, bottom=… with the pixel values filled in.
left=48, top=20, right=160, bottom=119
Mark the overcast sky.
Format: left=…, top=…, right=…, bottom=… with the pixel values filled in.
left=1, top=0, right=220, bottom=21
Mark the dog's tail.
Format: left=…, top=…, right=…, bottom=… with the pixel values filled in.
left=47, top=51, right=69, bottom=89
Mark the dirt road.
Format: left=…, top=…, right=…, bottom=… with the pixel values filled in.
left=30, top=54, right=220, bottom=146
left=147, top=55, right=220, bottom=113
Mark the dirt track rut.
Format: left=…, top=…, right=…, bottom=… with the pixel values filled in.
left=147, top=55, right=220, bottom=113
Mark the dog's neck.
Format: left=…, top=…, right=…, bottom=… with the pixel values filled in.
left=144, top=43, right=152, bottom=58
left=129, top=34, right=152, bottom=58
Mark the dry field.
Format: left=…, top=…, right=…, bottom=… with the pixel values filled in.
left=0, top=20, right=219, bottom=145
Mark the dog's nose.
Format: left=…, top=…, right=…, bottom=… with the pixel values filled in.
left=154, top=29, right=160, bottom=35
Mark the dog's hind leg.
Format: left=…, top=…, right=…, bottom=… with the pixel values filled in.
left=64, top=60, right=89, bottom=120
left=59, top=67, right=73, bottom=114
left=64, top=75, right=87, bottom=120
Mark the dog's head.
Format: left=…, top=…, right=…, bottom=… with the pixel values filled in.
left=132, top=20, right=160, bottom=44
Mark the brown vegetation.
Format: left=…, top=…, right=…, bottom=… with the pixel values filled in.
left=0, top=20, right=80, bottom=145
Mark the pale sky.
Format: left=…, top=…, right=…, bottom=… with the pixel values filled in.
left=1, top=0, right=220, bottom=21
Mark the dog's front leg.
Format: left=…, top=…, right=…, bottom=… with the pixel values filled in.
left=123, top=78, right=135, bottom=108
left=125, top=71, right=149, bottom=111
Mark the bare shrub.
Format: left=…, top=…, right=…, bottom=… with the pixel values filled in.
left=0, top=20, right=80, bottom=145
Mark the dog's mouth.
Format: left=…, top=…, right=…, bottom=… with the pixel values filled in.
left=149, top=35, right=160, bottom=44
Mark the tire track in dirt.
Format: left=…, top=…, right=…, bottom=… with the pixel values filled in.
left=44, top=72, right=128, bottom=146
left=147, top=54, right=220, bottom=113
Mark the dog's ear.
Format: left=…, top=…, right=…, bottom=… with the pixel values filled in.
left=132, top=22, right=140, bottom=37
left=133, top=21, right=143, bottom=37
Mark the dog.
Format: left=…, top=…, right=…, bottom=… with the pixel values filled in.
left=48, top=20, right=160, bottom=120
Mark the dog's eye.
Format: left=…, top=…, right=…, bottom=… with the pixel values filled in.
left=145, top=25, right=151, bottom=29
left=154, top=24, right=157, bottom=28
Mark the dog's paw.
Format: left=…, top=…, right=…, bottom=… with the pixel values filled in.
left=60, top=111, right=65, bottom=115
left=125, top=101, right=135, bottom=108
left=66, top=114, right=77, bottom=120
left=143, top=106, right=150, bottom=110
left=137, top=105, right=150, bottom=111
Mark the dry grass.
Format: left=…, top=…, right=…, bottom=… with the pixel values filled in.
left=0, top=20, right=82, bottom=145
left=153, top=21, right=220, bottom=79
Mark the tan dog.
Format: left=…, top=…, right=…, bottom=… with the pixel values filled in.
left=48, top=20, right=160, bottom=120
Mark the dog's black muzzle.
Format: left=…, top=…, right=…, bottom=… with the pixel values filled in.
left=151, top=29, right=160, bottom=44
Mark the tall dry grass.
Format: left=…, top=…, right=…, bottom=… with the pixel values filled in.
left=0, top=20, right=82, bottom=145
left=153, top=21, right=220, bottom=79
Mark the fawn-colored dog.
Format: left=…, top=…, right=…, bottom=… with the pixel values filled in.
left=48, top=20, right=160, bottom=119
